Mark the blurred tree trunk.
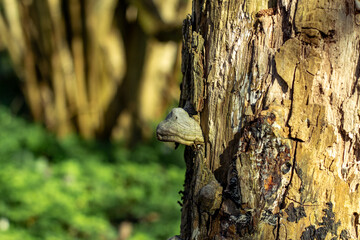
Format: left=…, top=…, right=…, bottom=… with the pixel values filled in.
left=179, top=0, right=360, bottom=239
left=0, top=0, right=189, bottom=142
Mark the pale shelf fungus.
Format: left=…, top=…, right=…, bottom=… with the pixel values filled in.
left=156, top=108, right=204, bottom=146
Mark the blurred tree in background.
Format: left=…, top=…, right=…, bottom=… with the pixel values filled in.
left=0, top=0, right=191, bottom=239
left=0, top=0, right=190, bottom=142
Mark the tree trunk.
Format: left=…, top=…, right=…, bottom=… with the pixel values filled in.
left=176, top=0, right=360, bottom=239
left=0, top=0, right=189, bottom=141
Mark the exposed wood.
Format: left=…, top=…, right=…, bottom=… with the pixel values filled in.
left=176, top=0, right=360, bottom=239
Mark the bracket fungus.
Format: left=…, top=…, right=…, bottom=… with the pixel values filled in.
left=156, top=108, right=204, bottom=146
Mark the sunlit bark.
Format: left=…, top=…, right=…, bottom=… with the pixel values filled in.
left=179, top=0, right=360, bottom=239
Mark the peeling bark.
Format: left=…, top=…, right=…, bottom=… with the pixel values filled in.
left=177, top=0, right=360, bottom=239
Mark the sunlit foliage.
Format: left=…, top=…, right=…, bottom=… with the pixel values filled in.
left=0, top=106, right=184, bottom=240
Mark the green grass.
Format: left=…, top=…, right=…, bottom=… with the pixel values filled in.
left=0, top=105, right=185, bottom=240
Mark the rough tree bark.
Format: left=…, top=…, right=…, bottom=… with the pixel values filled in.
left=161, top=0, right=360, bottom=239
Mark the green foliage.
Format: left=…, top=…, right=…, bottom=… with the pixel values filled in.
left=0, top=106, right=185, bottom=240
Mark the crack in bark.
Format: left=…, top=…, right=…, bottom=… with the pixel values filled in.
left=285, top=196, right=320, bottom=207
left=285, top=63, right=298, bottom=137
left=353, top=53, right=360, bottom=95
left=292, top=0, right=300, bottom=34
left=275, top=141, right=299, bottom=240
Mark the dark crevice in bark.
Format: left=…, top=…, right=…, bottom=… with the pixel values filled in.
left=276, top=141, right=299, bottom=240
left=268, top=54, right=289, bottom=108
left=292, top=0, right=300, bottom=34
left=181, top=146, right=196, bottom=239
left=352, top=50, right=360, bottom=95
left=215, top=132, right=242, bottom=188
left=279, top=4, right=293, bottom=42
left=338, top=101, right=351, bottom=142
left=223, top=158, right=242, bottom=208
left=285, top=63, right=298, bottom=137
left=248, top=40, right=257, bottom=113
left=288, top=136, right=305, bottom=142
left=285, top=197, right=320, bottom=207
